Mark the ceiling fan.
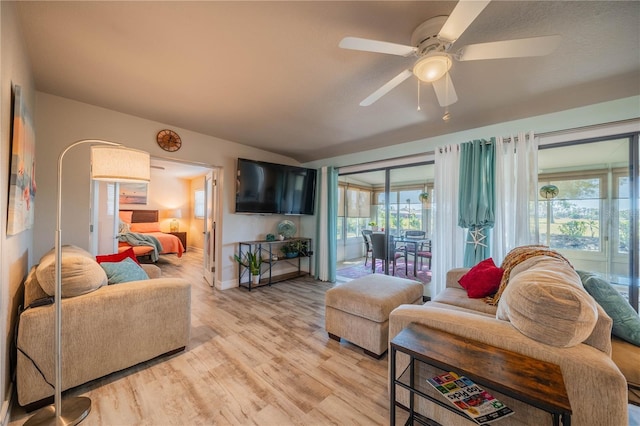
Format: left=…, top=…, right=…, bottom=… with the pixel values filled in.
left=339, top=0, right=561, bottom=108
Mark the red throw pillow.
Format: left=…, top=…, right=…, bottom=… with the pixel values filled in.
left=458, top=258, right=504, bottom=298
left=96, top=247, right=140, bottom=265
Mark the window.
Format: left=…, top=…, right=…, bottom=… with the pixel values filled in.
left=338, top=183, right=372, bottom=239
left=538, top=174, right=602, bottom=252
left=537, top=136, right=637, bottom=309
left=372, top=186, right=430, bottom=235
left=194, top=190, right=205, bottom=218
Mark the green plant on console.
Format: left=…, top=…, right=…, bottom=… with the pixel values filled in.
left=233, top=251, right=262, bottom=275
left=280, top=241, right=299, bottom=258
left=280, top=240, right=309, bottom=258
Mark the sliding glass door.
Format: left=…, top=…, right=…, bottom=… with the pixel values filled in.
left=337, top=164, right=434, bottom=275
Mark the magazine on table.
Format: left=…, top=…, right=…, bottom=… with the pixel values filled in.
left=426, top=372, right=514, bottom=425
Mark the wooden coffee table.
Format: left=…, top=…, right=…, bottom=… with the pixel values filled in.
left=390, top=323, right=572, bottom=426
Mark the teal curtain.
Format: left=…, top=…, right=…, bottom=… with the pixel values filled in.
left=458, top=139, right=496, bottom=266
left=315, top=166, right=338, bottom=282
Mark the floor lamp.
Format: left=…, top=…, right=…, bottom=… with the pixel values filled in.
left=540, top=184, right=559, bottom=247
left=25, top=140, right=150, bottom=426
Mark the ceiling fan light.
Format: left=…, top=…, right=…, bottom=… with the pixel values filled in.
left=413, top=54, right=452, bottom=82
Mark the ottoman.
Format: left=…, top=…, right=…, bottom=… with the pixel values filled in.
left=325, top=274, right=423, bottom=358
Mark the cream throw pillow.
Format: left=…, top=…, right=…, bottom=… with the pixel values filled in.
left=496, top=256, right=598, bottom=347
left=36, top=245, right=107, bottom=298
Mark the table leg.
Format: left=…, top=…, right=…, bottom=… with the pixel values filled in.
left=390, top=346, right=396, bottom=426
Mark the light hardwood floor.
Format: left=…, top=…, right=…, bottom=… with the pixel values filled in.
left=9, top=250, right=640, bottom=425
left=9, top=250, right=390, bottom=425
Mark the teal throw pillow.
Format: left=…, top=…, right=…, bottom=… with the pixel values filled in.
left=577, top=271, right=640, bottom=346
left=100, top=257, right=149, bottom=285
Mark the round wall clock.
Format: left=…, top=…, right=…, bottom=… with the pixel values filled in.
left=156, top=129, right=182, bottom=152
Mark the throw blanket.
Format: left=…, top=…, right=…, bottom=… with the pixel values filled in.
left=118, top=232, right=163, bottom=262
left=486, top=245, right=574, bottom=305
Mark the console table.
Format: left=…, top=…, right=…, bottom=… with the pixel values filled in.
left=390, top=323, right=572, bottom=426
left=237, top=238, right=312, bottom=290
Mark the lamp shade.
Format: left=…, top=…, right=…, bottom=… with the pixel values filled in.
left=413, top=53, right=452, bottom=82
left=91, top=146, right=150, bottom=183
left=173, top=209, right=183, bottom=219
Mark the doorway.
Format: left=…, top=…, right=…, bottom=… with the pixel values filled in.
left=336, top=162, right=434, bottom=288
left=90, top=157, right=221, bottom=286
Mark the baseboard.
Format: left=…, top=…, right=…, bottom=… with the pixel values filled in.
left=1, top=382, right=13, bottom=426
left=218, top=279, right=238, bottom=290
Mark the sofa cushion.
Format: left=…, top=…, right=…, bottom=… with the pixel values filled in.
left=458, top=258, right=504, bottom=298
left=23, top=265, right=49, bottom=308
left=488, top=245, right=572, bottom=305
left=577, top=271, right=640, bottom=346
left=611, top=336, right=640, bottom=405
left=36, top=245, right=107, bottom=298
left=96, top=247, right=140, bottom=265
left=100, top=257, right=149, bottom=284
left=496, top=257, right=598, bottom=347
left=432, top=288, right=498, bottom=315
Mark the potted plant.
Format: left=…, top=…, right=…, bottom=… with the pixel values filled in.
left=369, top=221, right=378, bottom=231
left=233, top=251, right=262, bottom=283
left=280, top=240, right=301, bottom=258
left=418, top=192, right=430, bottom=206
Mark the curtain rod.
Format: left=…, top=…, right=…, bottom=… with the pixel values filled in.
left=437, top=118, right=640, bottom=153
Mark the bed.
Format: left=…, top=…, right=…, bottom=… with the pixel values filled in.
left=118, top=209, right=185, bottom=261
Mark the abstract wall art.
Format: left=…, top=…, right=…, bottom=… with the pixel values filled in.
left=7, top=85, right=36, bottom=235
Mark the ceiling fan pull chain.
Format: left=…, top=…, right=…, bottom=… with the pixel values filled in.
left=417, top=79, right=421, bottom=111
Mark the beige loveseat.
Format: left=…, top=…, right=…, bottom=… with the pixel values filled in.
left=16, top=246, right=191, bottom=409
left=389, top=257, right=629, bottom=425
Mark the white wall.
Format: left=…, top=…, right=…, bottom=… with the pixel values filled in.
left=1, top=2, right=36, bottom=421
left=33, top=93, right=308, bottom=289
left=119, top=168, right=191, bottom=234
left=303, top=96, right=640, bottom=170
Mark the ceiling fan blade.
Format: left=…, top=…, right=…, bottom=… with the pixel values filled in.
left=438, top=0, right=491, bottom=44
left=360, top=69, right=413, bottom=106
left=339, top=37, right=417, bottom=57
left=457, top=35, right=562, bottom=61
left=432, top=74, right=458, bottom=107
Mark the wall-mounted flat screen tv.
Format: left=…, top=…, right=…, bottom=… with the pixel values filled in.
left=236, top=158, right=317, bottom=215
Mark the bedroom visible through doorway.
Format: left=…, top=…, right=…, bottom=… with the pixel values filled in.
left=90, top=157, right=220, bottom=287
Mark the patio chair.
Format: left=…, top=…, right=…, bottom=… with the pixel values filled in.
left=403, top=230, right=428, bottom=274
left=361, top=230, right=373, bottom=266
left=370, top=233, right=406, bottom=275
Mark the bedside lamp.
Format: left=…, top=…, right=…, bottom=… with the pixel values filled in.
left=25, top=140, right=150, bottom=426
left=170, top=209, right=182, bottom=232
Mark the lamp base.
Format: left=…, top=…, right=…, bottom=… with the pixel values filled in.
left=24, top=397, right=91, bottom=426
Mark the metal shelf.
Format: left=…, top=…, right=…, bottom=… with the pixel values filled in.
left=237, top=238, right=312, bottom=291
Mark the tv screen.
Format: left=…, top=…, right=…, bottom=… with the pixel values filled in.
left=235, top=159, right=283, bottom=214
left=235, top=159, right=316, bottom=215
left=281, top=166, right=317, bottom=215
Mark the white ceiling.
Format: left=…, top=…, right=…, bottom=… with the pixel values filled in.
left=15, top=1, right=640, bottom=163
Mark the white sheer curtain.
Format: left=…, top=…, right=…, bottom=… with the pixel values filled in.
left=491, top=131, right=539, bottom=265
left=433, top=144, right=466, bottom=297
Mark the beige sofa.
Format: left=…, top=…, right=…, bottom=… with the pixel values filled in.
left=16, top=246, right=191, bottom=409
left=390, top=261, right=629, bottom=426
